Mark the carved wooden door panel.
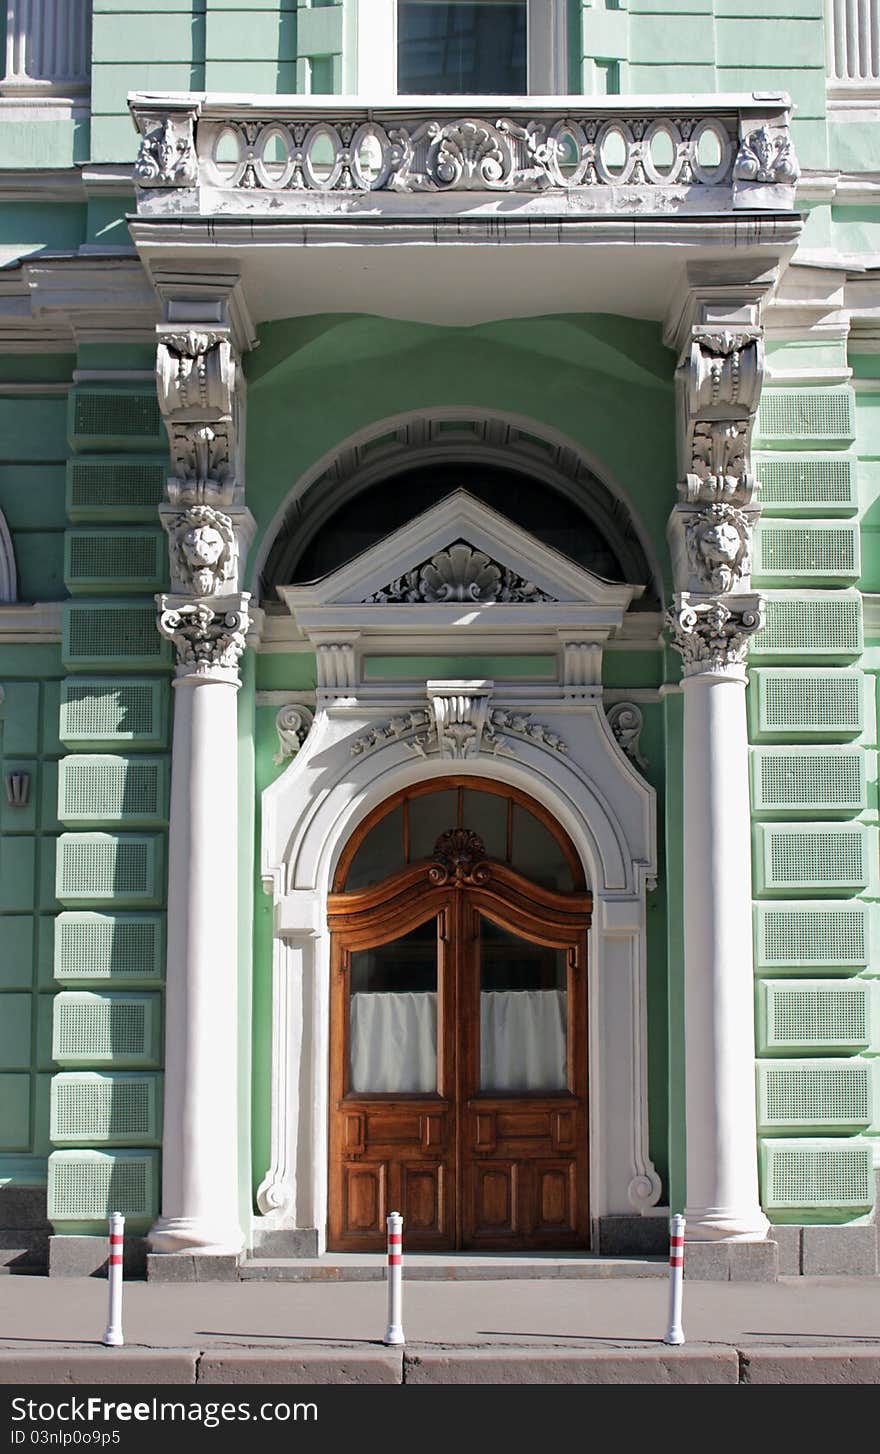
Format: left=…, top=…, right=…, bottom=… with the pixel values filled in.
left=328, top=805, right=592, bottom=1252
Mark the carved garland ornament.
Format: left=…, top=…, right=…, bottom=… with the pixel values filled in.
left=666, top=595, right=763, bottom=676
left=156, top=332, right=235, bottom=418
left=350, top=707, right=567, bottom=760
left=686, top=420, right=753, bottom=505
left=685, top=504, right=751, bottom=593
left=367, top=542, right=554, bottom=605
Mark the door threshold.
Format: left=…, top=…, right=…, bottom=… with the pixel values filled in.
left=239, top=1252, right=667, bottom=1282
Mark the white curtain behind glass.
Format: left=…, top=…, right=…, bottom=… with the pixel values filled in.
left=481, top=989, right=566, bottom=1091
left=349, top=988, right=566, bottom=1094
left=350, top=992, right=437, bottom=1093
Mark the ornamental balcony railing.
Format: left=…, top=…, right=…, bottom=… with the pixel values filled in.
left=128, top=92, right=800, bottom=219
left=827, top=0, right=880, bottom=96
left=1, top=0, right=91, bottom=97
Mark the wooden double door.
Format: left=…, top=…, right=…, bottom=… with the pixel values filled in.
left=328, top=826, right=592, bottom=1251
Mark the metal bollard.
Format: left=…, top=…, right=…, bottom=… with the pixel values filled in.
left=383, top=1210, right=405, bottom=1346
left=663, top=1213, right=685, bottom=1346
left=102, top=1212, right=125, bottom=1347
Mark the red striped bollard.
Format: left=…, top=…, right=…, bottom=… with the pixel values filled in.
left=102, top=1212, right=124, bottom=1347
left=663, top=1213, right=685, bottom=1346
left=383, top=1210, right=404, bottom=1346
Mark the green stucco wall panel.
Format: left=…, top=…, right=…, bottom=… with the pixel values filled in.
left=205, top=9, right=290, bottom=60
left=13, top=534, right=65, bottom=603
left=93, top=12, right=197, bottom=61
left=855, top=394, right=880, bottom=456
left=0, top=918, right=35, bottom=990
left=715, top=16, right=824, bottom=65
left=86, top=197, right=134, bottom=249
left=832, top=207, right=880, bottom=256
left=0, top=1075, right=31, bottom=1151
left=254, top=653, right=317, bottom=691
left=0, top=399, right=69, bottom=463
left=0, top=467, right=67, bottom=532
left=204, top=59, right=298, bottom=89
left=0, top=119, right=88, bottom=171
left=625, top=63, right=717, bottom=91
left=828, top=123, right=880, bottom=173
left=0, top=204, right=86, bottom=269
left=38, top=838, right=60, bottom=914
left=715, top=66, right=827, bottom=118
left=0, top=996, right=32, bottom=1070
left=0, top=682, right=40, bottom=757
left=0, top=837, right=36, bottom=912
left=627, top=0, right=712, bottom=11
left=602, top=650, right=663, bottom=688
left=629, top=15, right=715, bottom=64
left=0, top=762, right=37, bottom=836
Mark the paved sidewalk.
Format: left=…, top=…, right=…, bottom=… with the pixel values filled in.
left=1, top=1273, right=879, bottom=1383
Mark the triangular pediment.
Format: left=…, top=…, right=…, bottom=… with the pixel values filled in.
left=278, top=491, right=643, bottom=612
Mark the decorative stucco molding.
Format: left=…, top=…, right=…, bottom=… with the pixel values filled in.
left=156, top=331, right=235, bottom=418
left=684, top=503, right=751, bottom=594
left=133, top=104, right=199, bottom=187
left=606, top=703, right=648, bottom=772
left=733, top=125, right=799, bottom=186
left=273, top=704, right=315, bottom=765
left=429, top=828, right=490, bottom=885
left=0, top=509, right=17, bottom=603
left=677, top=326, right=764, bottom=511
left=666, top=592, right=764, bottom=678
left=165, top=505, right=238, bottom=597
left=367, top=541, right=555, bottom=605
left=350, top=697, right=568, bottom=761
left=156, top=593, right=250, bottom=682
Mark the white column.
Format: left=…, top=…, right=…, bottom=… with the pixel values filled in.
left=149, top=597, right=250, bottom=1254
left=2, top=0, right=90, bottom=90
left=670, top=596, right=769, bottom=1241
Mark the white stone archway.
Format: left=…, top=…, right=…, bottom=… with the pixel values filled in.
left=253, top=491, right=662, bottom=1255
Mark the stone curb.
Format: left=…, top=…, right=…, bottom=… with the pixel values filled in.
left=198, top=1348, right=403, bottom=1384
left=0, top=1350, right=199, bottom=1384
left=402, top=1346, right=740, bottom=1384
left=739, top=1347, right=880, bottom=1384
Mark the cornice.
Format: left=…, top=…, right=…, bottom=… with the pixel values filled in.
left=0, top=602, right=62, bottom=642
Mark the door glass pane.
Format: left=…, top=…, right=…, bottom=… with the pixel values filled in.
left=462, top=788, right=507, bottom=862
left=511, top=804, right=575, bottom=892
left=479, top=918, right=567, bottom=1092
left=346, top=805, right=405, bottom=891
left=349, top=919, right=438, bottom=1092
left=398, top=1, right=527, bottom=94
left=408, top=788, right=458, bottom=862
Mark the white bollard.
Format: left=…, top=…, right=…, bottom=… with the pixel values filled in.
left=383, top=1210, right=405, bottom=1346
left=102, top=1212, right=125, bottom=1347
left=663, top=1213, right=685, bottom=1346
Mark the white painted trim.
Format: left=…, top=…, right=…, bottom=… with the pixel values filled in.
left=764, top=367, right=854, bottom=385
left=354, top=0, right=567, bottom=97
left=862, top=594, right=880, bottom=635
left=0, top=382, right=70, bottom=395
left=0, top=513, right=17, bottom=603
left=0, top=601, right=61, bottom=640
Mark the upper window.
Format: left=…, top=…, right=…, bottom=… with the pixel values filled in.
left=398, top=1, right=526, bottom=95
left=355, top=0, right=567, bottom=97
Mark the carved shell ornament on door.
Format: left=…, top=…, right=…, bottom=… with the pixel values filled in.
left=428, top=829, right=491, bottom=886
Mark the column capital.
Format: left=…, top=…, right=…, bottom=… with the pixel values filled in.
left=157, top=592, right=251, bottom=685
left=666, top=592, right=764, bottom=680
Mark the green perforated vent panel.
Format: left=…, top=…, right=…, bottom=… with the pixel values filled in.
left=65, top=532, right=166, bottom=595
left=54, top=913, right=165, bottom=983
left=757, top=389, right=855, bottom=445
left=52, top=992, right=160, bottom=1066
left=750, top=671, right=863, bottom=741
left=48, top=1149, right=159, bottom=1228
left=55, top=834, right=164, bottom=907
left=750, top=749, right=865, bottom=816
left=70, top=391, right=164, bottom=452
left=754, top=902, right=869, bottom=973
left=755, top=824, right=869, bottom=896
left=60, top=680, right=168, bottom=750
left=757, top=1061, right=873, bottom=1131
left=757, top=456, right=858, bottom=516
left=63, top=604, right=171, bottom=672
left=750, top=595, right=863, bottom=662
left=753, top=523, right=860, bottom=585
left=761, top=1139, right=874, bottom=1213
left=50, top=1073, right=160, bottom=1145
left=66, top=459, right=167, bottom=521
left=57, top=758, right=168, bottom=826
left=757, top=981, right=872, bottom=1054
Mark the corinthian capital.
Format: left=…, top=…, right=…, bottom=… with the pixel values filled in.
left=157, top=593, right=250, bottom=683
left=666, top=592, right=763, bottom=679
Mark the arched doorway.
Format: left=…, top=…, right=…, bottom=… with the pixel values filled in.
left=327, top=778, right=592, bottom=1251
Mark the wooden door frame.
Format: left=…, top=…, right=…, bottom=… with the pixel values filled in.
left=327, top=803, right=592, bottom=1250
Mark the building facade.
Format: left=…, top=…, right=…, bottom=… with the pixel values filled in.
left=0, top=0, right=878, bottom=1279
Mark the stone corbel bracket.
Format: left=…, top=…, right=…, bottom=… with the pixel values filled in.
left=677, top=324, right=764, bottom=509
left=132, top=98, right=201, bottom=189
left=274, top=704, right=316, bottom=765
left=733, top=103, right=799, bottom=211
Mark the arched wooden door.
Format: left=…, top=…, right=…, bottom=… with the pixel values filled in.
left=328, top=780, right=592, bottom=1251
